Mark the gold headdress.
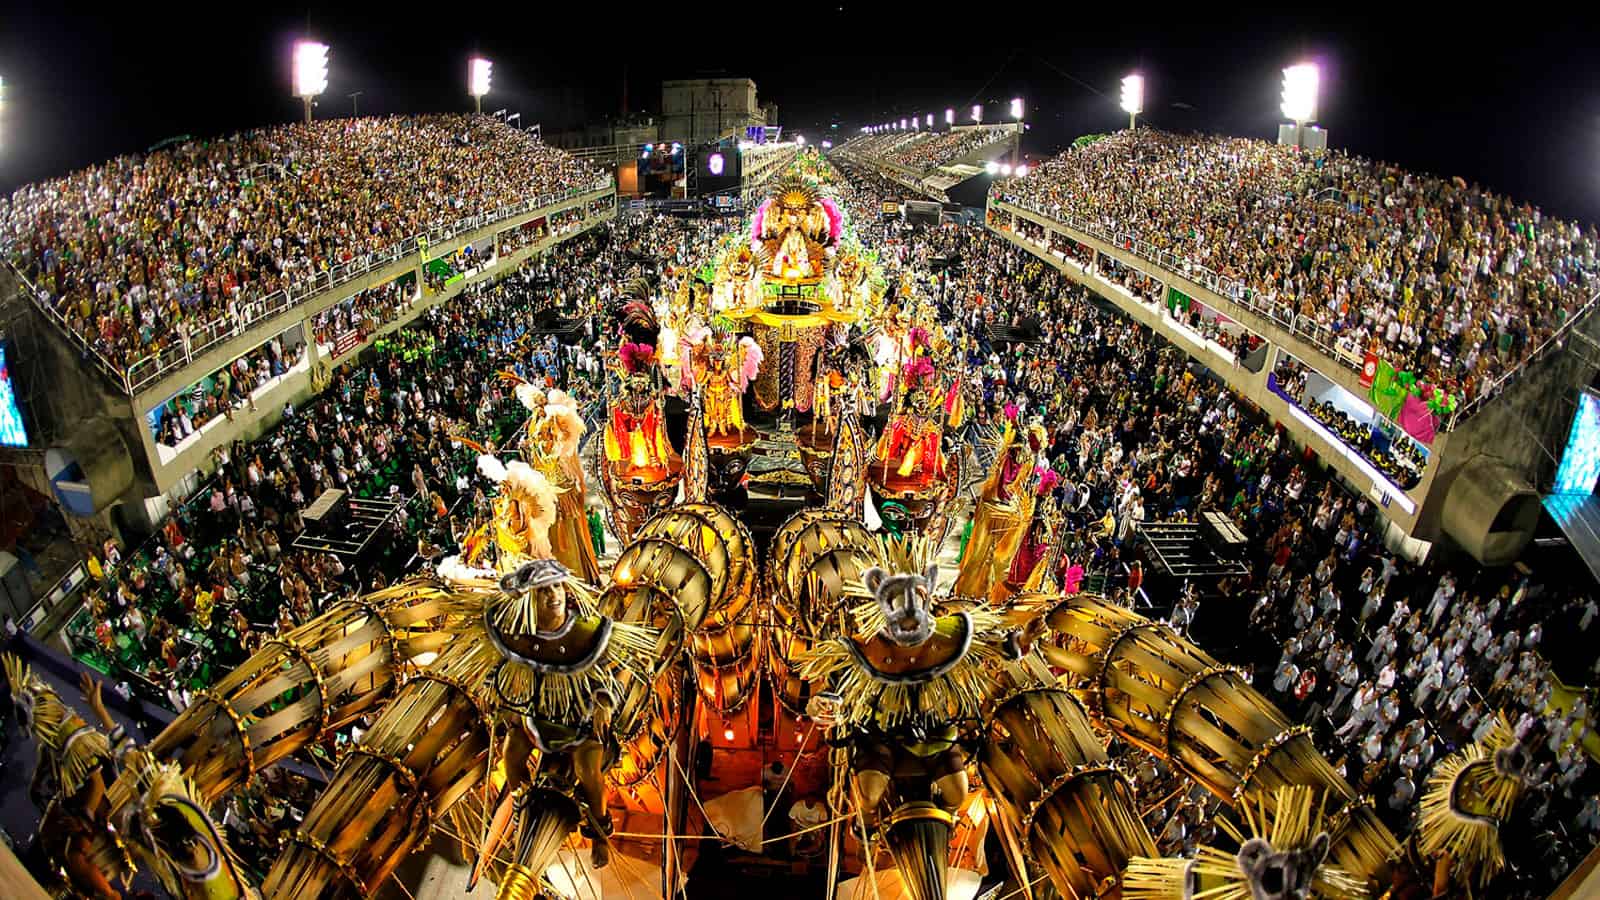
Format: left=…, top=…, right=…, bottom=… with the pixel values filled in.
left=3, top=653, right=112, bottom=799
left=1123, top=785, right=1368, bottom=900
left=1416, top=712, right=1528, bottom=888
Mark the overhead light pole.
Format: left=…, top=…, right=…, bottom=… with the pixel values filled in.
left=293, top=41, right=329, bottom=125
left=1120, top=74, right=1144, bottom=130
left=1280, top=62, right=1319, bottom=148
left=469, top=57, right=493, bottom=115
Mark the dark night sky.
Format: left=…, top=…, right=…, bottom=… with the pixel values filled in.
left=4, top=6, right=1600, bottom=222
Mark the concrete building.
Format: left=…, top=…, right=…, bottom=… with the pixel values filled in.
left=660, top=78, right=770, bottom=146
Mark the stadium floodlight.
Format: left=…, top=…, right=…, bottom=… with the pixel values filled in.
left=900, top=118, right=907, bottom=129
left=984, top=160, right=999, bottom=175
left=945, top=108, right=954, bottom=125
left=1015, top=163, right=1029, bottom=176
left=821, top=140, right=832, bottom=149
left=999, top=163, right=1013, bottom=176
left=1281, top=62, right=1319, bottom=125
left=1010, top=97, right=1024, bottom=120
left=293, top=41, right=329, bottom=124
left=971, top=104, right=982, bottom=123
left=1120, top=74, right=1144, bottom=129
left=795, top=135, right=805, bottom=146
left=468, top=57, right=492, bottom=113
left=925, top=113, right=933, bottom=127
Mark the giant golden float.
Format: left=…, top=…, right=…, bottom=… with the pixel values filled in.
left=6, top=152, right=1427, bottom=900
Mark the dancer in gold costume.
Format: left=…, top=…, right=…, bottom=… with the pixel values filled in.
left=953, top=422, right=1042, bottom=600
left=528, top=388, right=602, bottom=583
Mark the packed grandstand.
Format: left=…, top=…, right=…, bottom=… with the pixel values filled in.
left=0, top=115, right=606, bottom=388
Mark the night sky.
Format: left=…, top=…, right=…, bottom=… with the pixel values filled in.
left=4, top=7, right=1600, bottom=222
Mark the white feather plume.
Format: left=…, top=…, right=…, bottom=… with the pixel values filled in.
left=477, top=454, right=509, bottom=483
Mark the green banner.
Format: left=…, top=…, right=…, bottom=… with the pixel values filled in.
left=1369, top=359, right=1404, bottom=419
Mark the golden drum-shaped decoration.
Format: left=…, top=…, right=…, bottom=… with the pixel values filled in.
left=981, top=688, right=1157, bottom=900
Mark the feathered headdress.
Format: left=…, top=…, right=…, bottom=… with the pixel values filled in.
left=737, top=336, right=763, bottom=389
left=3, top=653, right=111, bottom=800
left=1416, top=712, right=1528, bottom=888
left=514, top=382, right=546, bottom=413
left=618, top=341, right=657, bottom=376
left=537, top=399, right=586, bottom=460
left=1035, top=467, right=1061, bottom=496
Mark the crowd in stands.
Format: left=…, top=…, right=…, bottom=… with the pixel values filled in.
left=889, top=126, right=1012, bottom=173
left=837, top=159, right=1597, bottom=893
left=994, top=129, right=1600, bottom=410
left=0, top=115, right=603, bottom=375
left=151, top=336, right=307, bottom=446
left=310, top=277, right=418, bottom=352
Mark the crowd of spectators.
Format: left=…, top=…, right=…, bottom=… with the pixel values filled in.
left=836, top=159, right=1597, bottom=894
left=994, top=129, right=1600, bottom=412
left=151, top=336, right=306, bottom=446
left=889, top=126, right=1012, bottom=172
left=0, top=115, right=603, bottom=376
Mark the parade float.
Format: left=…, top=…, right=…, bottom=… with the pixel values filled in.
left=6, top=152, right=1414, bottom=900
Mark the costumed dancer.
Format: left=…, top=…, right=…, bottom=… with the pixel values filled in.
left=953, top=421, right=1043, bottom=600
left=797, top=537, right=1030, bottom=900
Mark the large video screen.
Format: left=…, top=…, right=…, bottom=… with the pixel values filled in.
left=1554, top=389, right=1600, bottom=495
left=0, top=345, right=28, bottom=447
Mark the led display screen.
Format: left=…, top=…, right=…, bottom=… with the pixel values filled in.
left=0, top=346, right=28, bottom=447
left=1554, top=389, right=1600, bottom=495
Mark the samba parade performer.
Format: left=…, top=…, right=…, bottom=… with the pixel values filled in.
left=797, top=537, right=1025, bottom=900
left=470, top=559, right=662, bottom=875
left=528, top=387, right=603, bottom=584
left=1002, top=469, right=1062, bottom=597
left=604, top=341, right=680, bottom=480
left=873, top=329, right=958, bottom=485
left=476, top=454, right=564, bottom=566
left=3, top=657, right=124, bottom=900
left=688, top=323, right=763, bottom=438
left=754, top=176, right=840, bottom=282
left=953, top=421, right=1044, bottom=600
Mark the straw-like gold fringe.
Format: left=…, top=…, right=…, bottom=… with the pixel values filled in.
left=3, top=652, right=110, bottom=798
left=1123, top=786, right=1368, bottom=900
left=1417, top=713, right=1523, bottom=887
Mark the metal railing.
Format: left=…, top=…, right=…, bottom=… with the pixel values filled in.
left=9, top=179, right=613, bottom=397
left=993, top=195, right=1600, bottom=431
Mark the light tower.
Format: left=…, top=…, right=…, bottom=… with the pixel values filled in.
left=1279, top=62, right=1321, bottom=149
left=468, top=57, right=493, bottom=115
left=293, top=41, right=329, bottom=125
left=1120, top=74, right=1144, bottom=130
left=945, top=108, right=954, bottom=126
left=971, top=104, right=982, bottom=124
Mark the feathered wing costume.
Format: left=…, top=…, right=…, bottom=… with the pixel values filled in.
left=480, top=456, right=563, bottom=569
